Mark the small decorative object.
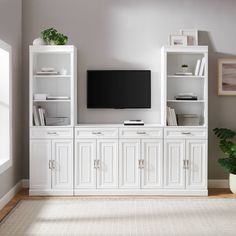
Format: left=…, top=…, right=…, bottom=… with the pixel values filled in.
left=60, top=69, right=67, bottom=75
left=181, top=64, right=189, bottom=73
left=33, top=37, right=46, bottom=45
left=41, top=28, right=68, bottom=45
left=180, top=29, right=198, bottom=46
left=34, top=94, right=48, bottom=100
left=213, top=128, right=236, bottom=193
left=218, top=59, right=236, bottom=95
left=169, top=35, right=187, bottom=46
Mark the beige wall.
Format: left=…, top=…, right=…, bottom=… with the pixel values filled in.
left=22, top=0, right=236, bottom=179
left=0, top=0, right=23, bottom=198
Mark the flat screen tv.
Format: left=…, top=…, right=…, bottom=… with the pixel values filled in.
left=87, top=70, right=151, bottom=109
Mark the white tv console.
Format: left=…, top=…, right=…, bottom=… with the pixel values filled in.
left=29, top=45, right=208, bottom=196
left=30, top=124, right=207, bottom=196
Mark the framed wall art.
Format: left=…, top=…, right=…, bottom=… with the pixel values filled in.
left=218, top=59, right=236, bottom=95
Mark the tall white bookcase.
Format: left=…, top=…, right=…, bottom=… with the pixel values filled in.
left=161, top=46, right=208, bottom=127
left=161, top=46, right=208, bottom=194
left=29, top=45, right=77, bottom=195
left=29, top=45, right=77, bottom=127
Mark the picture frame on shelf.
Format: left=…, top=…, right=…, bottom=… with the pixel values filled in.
left=169, top=35, right=187, bottom=46
left=180, top=29, right=198, bottom=46
left=218, top=59, right=236, bottom=95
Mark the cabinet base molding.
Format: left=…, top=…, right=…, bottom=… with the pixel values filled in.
left=29, top=189, right=73, bottom=196
left=74, top=189, right=208, bottom=196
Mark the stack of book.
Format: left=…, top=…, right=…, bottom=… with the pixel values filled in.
left=167, top=106, right=177, bottom=126
left=194, top=57, right=206, bottom=76
left=36, top=67, right=58, bottom=75
left=33, top=105, right=46, bottom=126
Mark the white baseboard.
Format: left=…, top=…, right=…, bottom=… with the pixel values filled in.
left=23, top=179, right=229, bottom=190
left=21, top=179, right=29, bottom=188
left=0, top=180, right=22, bottom=211
left=208, top=179, right=229, bottom=188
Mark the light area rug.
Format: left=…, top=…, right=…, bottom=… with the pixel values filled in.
left=0, top=198, right=236, bottom=236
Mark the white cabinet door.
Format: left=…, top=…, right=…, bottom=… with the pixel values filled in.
left=164, top=140, right=185, bottom=189
left=97, top=139, right=118, bottom=189
left=119, top=139, right=140, bottom=189
left=75, top=139, right=96, bottom=189
left=186, top=140, right=207, bottom=189
left=51, top=140, right=73, bottom=189
left=141, top=139, right=163, bottom=189
left=30, top=140, right=51, bottom=189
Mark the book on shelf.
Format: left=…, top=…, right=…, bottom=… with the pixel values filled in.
left=199, top=57, right=206, bottom=76
left=167, top=106, right=177, bottom=126
left=33, top=105, right=40, bottom=126
left=194, top=59, right=201, bottom=76
left=33, top=106, right=46, bottom=126
left=38, top=107, right=46, bottom=126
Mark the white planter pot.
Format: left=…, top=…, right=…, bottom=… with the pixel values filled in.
left=229, top=173, right=236, bottom=193
left=33, top=37, right=45, bottom=45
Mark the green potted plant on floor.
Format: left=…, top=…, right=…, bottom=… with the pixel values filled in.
left=213, top=128, right=236, bottom=193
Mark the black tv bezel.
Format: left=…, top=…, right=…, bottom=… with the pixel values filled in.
left=87, top=70, right=151, bottom=109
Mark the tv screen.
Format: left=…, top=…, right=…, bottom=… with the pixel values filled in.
left=87, top=70, right=151, bottom=109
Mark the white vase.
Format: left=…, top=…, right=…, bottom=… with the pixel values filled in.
left=33, top=37, right=46, bottom=45
left=229, top=173, right=236, bottom=193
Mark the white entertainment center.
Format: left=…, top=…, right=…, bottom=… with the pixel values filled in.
left=29, top=45, right=208, bottom=196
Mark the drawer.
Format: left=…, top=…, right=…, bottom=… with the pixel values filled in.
left=75, top=128, right=118, bottom=139
left=119, top=128, right=163, bottom=139
left=164, top=128, right=207, bottom=139
left=30, top=127, right=73, bottom=139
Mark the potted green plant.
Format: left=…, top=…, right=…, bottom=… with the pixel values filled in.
left=41, top=28, right=68, bottom=45
left=213, top=128, right=236, bottom=193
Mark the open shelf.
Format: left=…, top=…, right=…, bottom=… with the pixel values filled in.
left=162, top=46, right=208, bottom=127
left=30, top=45, right=76, bottom=127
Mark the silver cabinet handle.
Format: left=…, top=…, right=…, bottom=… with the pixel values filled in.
left=94, top=160, right=97, bottom=169
left=97, top=160, right=100, bottom=169
left=47, top=131, right=58, bottom=135
left=183, top=160, right=186, bottom=169
left=138, top=160, right=142, bottom=168
left=137, top=131, right=147, bottom=135
left=141, top=160, right=145, bottom=168
left=186, top=160, right=189, bottom=169
left=92, top=131, right=103, bottom=135
left=49, top=160, right=52, bottom=169
left=182, top=132, right=191, bottom=135
left=183, top=160, right=189, bottom=169
left=52, top=160, right=56, bottom=170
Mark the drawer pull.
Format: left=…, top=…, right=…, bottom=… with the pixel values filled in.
left=137, top=131, right=147, bottom=135
left=92, top=131, right=103, bottom=135
left=47, top=131, right=58, bottom=135
left=182, top=132, right=191, bottom=135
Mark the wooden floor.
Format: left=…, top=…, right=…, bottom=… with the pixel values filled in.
left=0, top=188, right=235, bottom=222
